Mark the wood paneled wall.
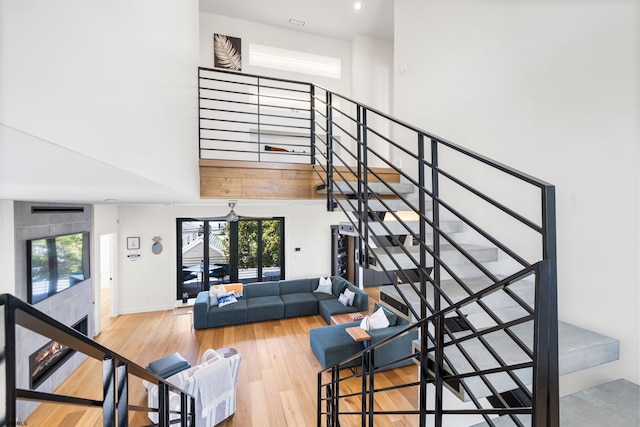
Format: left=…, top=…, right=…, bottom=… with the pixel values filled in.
left=200, top=160, right=401, bottom=200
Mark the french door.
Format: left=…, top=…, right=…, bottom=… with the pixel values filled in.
left=176, top=217, right=284, bottom=299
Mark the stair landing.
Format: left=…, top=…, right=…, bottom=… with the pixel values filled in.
left=470, top=378, right=639, bottom=426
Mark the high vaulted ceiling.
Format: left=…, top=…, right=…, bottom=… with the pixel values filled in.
left=199, top=0, right=394, bottom=41
left=0, top=2, right=393, bottom=205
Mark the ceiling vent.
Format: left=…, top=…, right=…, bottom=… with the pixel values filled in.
left=31, top=206, right=85, bottom=214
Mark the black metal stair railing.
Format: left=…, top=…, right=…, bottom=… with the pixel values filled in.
left=197, top=67, right=558, bottom=427
left=1, top=294, right=195, bottom=427
left=199, top=67, right=316, bottom=163
left=310, top=85, right=558, bottom=426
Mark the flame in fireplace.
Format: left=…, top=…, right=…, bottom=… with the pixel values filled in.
left=31, top=341, right=70, bottom=380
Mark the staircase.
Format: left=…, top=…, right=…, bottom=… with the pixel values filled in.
left=1, top=294, right=195, bottom=426
left=197, top=67, right=628, bottom=426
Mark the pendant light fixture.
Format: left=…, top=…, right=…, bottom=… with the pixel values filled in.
left=225, top=201, right=239, bottom=222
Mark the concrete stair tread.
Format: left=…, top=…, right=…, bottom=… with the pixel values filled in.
left=379, top=276, right=534, bottom=320
left=413, top=320, right=619, bottom=402
left=338, top=219, right=463, bottom=237
left=369, top=243, right=499, bottom=271
left=469, top=378, right=639, bottom=426
left=317, top=181, right=414, bottom=195
left=335, top=197, right=431, bottom=212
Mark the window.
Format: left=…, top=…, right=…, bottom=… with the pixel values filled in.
left=177, top=217, right=284, bottom=298
left=249, top=43, right=341, bottom=79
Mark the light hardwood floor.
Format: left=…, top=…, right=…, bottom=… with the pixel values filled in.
left=25, top=288, right=420, bottom=426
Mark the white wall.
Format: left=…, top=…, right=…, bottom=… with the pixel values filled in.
left=0, top=0, right=200, bottom=198
left=0, top=200, right=15, bottom=294
left=199, top=13, right=351, bottom=95
left=394, top=0, right=639, bottom=395
left=351, top=35, right=394, bottom=167
left=113, top=202, right=346, bottom=314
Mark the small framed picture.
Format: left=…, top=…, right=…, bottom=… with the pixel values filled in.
left=127, top=237, right=140, bottom=250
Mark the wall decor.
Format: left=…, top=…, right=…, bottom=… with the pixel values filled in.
left=126, top=236, right=140, bottom=250
left=151, top=236, right=163, bottom=255
left=214, top=34, right=242, bottom=71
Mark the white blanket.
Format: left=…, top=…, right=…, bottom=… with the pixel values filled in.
left=184, top=357, right=234, bottom=426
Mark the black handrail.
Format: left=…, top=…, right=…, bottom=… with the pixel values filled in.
left=1, top=294, right=195, bottom=426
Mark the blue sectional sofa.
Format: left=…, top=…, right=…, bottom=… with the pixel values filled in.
left=309, top=303, right=418, bottom=371
left=193, top=276, right=369, bottom=330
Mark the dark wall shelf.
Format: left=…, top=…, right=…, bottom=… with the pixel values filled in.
left=331, top=225, right=353, bottom=282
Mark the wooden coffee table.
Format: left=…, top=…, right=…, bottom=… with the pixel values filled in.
left=330, top=312, right=367, bottom=325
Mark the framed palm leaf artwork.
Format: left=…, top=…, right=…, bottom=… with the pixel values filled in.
left=214, top=34, right=242, bottom=71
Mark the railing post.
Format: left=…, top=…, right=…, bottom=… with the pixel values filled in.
left=417, top=134, right=429, bottom=426
left=326, top=92, right=334, bottom=212
left=367, top=348, right=375, bottom=427
left=310, top=85, right=316, bottom=165
left=117, top=362, right=128, bottom=427
left=361, top=347, right=367, bottom=427
left=332, top=365, right=340, bottom=427
left=356, top=105, right=370, bottom=270
left=3, top=298, right=17, bottom=427
left=158, top=382, right=170, bottom=427
left=535, top=185, right=559, bottom=427
left=430, top=137, right=444, bottom=427
left=103, top=357, right=116, bottom=427
left=197, top=68, right=202, bottom=160
left=257, top=76, right=262, bottom=162
left=180, top=392, right=189, bottom=427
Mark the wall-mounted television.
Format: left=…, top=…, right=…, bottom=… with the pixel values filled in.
left=27, top=231, right=91, bottom=304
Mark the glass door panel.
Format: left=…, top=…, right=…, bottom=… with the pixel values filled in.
left=179, top=220, right=205, bottom=298
left=261, top=219, right=282, bottom=281
left=206, top=220, right=229, bottom=288
left=238, top=220, right=259, bottom=283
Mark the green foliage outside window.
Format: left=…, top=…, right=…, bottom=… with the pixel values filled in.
left=220, top=219, right=281, bottom=269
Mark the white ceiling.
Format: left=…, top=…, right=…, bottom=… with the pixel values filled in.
left=0, top=2, right=393, bottom=205
left=200, top=0, right=394, bottom=41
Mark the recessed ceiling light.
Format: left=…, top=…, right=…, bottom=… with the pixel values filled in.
left=354, top=2, right=362, bottom=10
left=289, top=18, right=305, bottom=26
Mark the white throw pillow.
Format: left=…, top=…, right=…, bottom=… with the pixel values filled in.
left=359, top=315, right=370, bottom=331
left=367, top=307, right=390, bottom=330
left=343, top=288, right=356, bottom=306
left=338, top=293, right=350, bottom=306
left=314, top=277, right=333, bottom=295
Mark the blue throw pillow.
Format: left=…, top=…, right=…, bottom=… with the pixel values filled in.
left=217, top=291, right=238, bottom=307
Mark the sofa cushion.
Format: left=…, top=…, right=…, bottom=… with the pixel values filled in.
left=246, top=296, right=284, bottom=322
left=281, top=293, right=318, bottom=318
left=319, top=298, right=357, bottom=324
left=279, top=278, right=311, bottom=295
left=245, top=281, right=279, bottom=298
left=330, top=276, right=349, bottom=296
left=309, top=324, right=363, bottom=369
left=207, top=299, right=248, bottom=327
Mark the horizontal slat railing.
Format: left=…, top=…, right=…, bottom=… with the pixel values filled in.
left=1, top=294, right=195, bottom=426
left=199, top=67, right=316, bottom=164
